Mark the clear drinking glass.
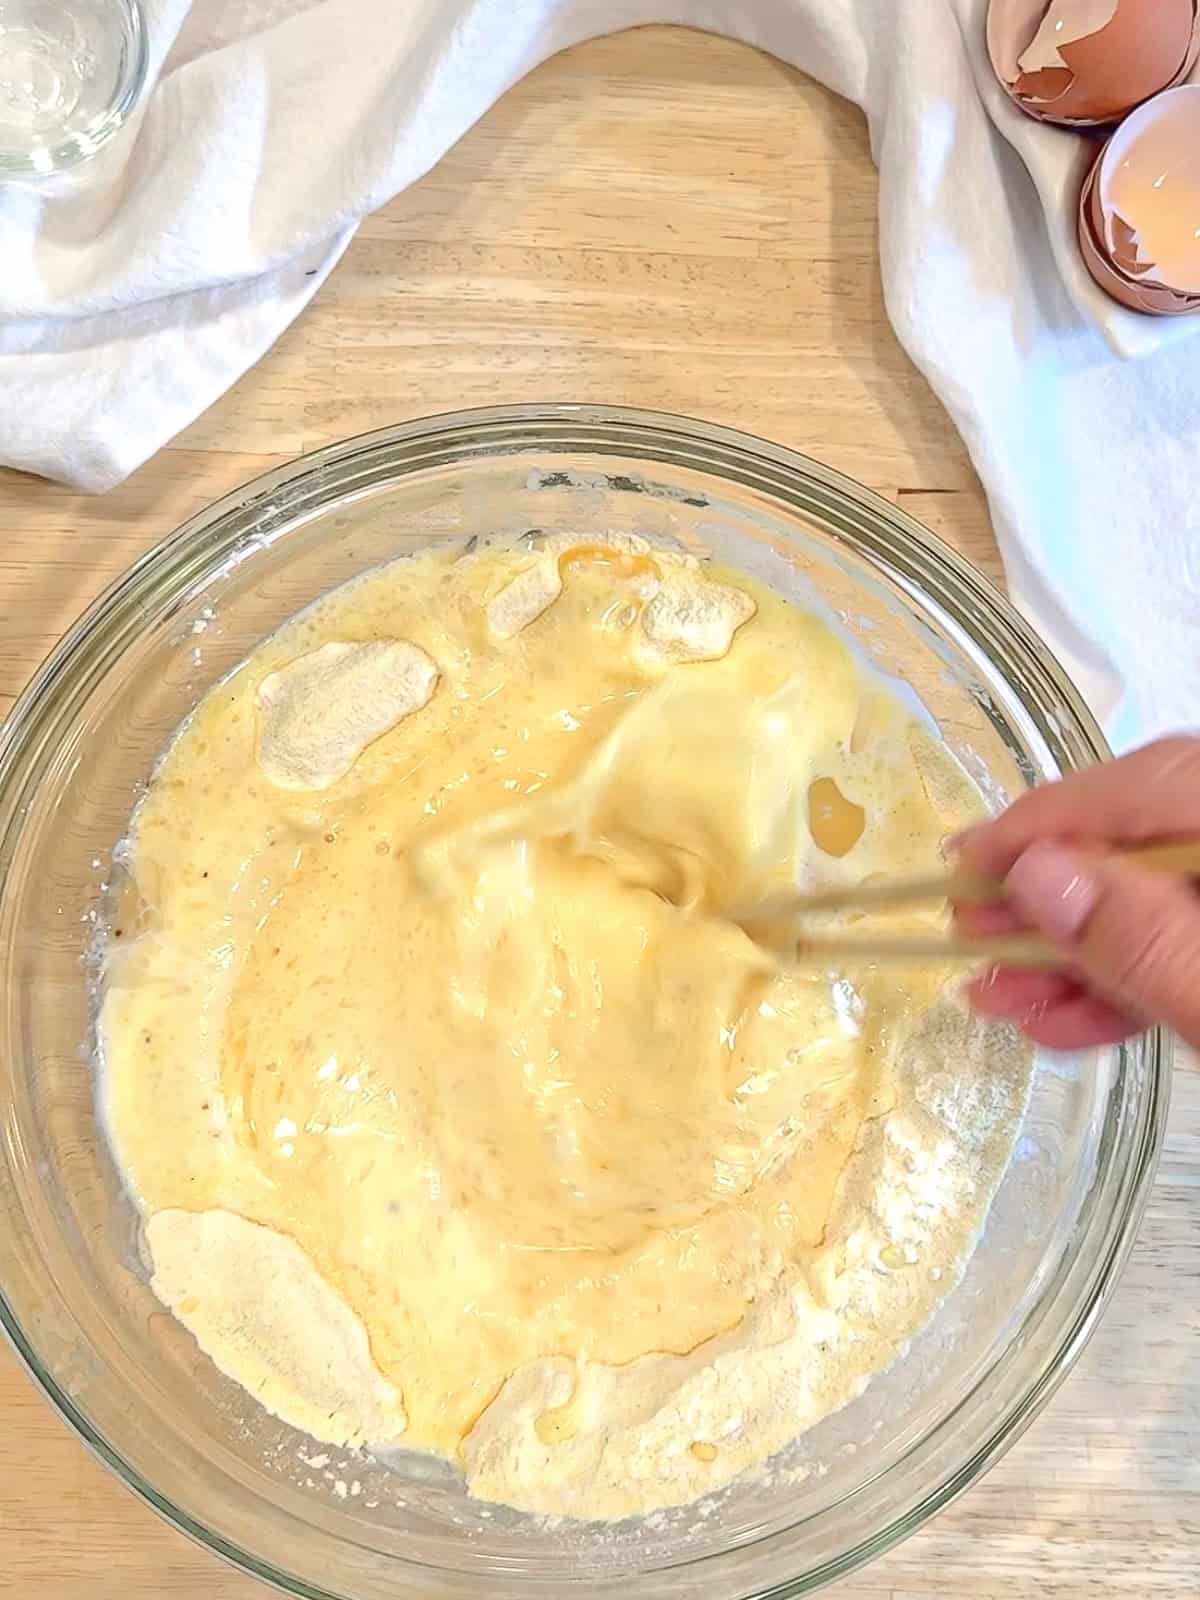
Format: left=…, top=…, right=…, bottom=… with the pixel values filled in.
left=0, top=406, right=1169, bottom=1598
left=0, top=0, right=146, bottom=177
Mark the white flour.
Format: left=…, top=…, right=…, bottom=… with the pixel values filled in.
left=461, top=997, right=1030, bottom=1518
left=256, top=638, right=438, bottom=790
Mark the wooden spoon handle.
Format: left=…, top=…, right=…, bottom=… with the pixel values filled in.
left=776, top=838, right=1200, bottom=917
left=947, top=839, right=1200, bottom=907
left=795, top=931, right=1060, bottom=968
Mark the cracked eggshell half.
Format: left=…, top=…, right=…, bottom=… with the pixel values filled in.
left=1077, top=164, right=1169, bottom=313
left=987, top=0, right=1200, bottom=126
left=1077, top=83, right=1200, bottom=315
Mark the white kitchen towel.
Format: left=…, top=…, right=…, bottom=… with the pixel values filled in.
left=1, top=0, right=1196, bottom=749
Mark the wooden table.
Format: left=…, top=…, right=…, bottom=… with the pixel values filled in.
left=1, top=27, right=1195, bottom=1600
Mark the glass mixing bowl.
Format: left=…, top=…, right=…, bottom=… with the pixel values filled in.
left=0, top=405, right=1168, bottom=1598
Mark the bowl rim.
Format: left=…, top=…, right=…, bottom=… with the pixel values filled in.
left=0, top=403, right=1171, bottom=1599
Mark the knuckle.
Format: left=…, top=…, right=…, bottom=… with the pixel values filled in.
left=1096, top=896, right=1200, bottom=1014
left=1138, top=735, right=1200, bottom=783
left=1108, top=921, right=1175, bottom=1002
left=984, top=786, right=1064, bottom=864
left=987, top=784, right=1048, bottom=846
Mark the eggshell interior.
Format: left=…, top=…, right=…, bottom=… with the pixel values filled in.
left=988, top=0, right=1199, bottom=126
left=1018, top=0, right=1118, bottom=74
left=1097, top=83, right=1200, bottom=294
left=1079, top=139, right=1200, bottom=313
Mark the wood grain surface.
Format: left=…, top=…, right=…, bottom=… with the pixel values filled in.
left=0, top=26, right=1195, bottom=1600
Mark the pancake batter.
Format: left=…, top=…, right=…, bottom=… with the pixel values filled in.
left=99, top=533, right=1032, bottom=1520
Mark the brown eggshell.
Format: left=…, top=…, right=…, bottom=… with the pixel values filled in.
left=1109, top=215, right=1147, bottom=278
left=1085, top=173, right=1197, bottom=306
left=1078, top=164, right=1142, bottom=310
left=1077, top=146, right=1200, bottom=315
left=1096, top=84, right=1200, bottom=293
left=988, top=0, right=1200, bottom=126
left=1088, top=177, right=1146, bottom=276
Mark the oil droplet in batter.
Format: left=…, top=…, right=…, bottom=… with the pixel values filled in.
left=689, top=1441, right=718, bottom=1463
left=879, top=1243, right=909, bottom=1270
left=807, top=777, right=865, bottom=857
left=535, top=1402, right=579, bottom=1446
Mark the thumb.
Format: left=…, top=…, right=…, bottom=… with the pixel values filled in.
left=1005, top=842, right=1200, bottom=1045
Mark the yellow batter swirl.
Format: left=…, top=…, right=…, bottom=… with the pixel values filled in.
left=100, top=534, right=1026, bottom=1518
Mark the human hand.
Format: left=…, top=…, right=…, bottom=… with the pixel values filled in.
left=955, top=736, right=1200, bottom=1051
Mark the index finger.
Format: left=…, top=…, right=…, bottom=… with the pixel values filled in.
left=957, top=736, right=1200, bottom=880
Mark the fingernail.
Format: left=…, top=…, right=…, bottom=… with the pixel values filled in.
left=1005, top=842, right=1097, bottom=943
left=971, top=964, right=1002, bottom=991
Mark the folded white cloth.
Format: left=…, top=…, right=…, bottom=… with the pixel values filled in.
left=1, top=0, right=1196, bottom=748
